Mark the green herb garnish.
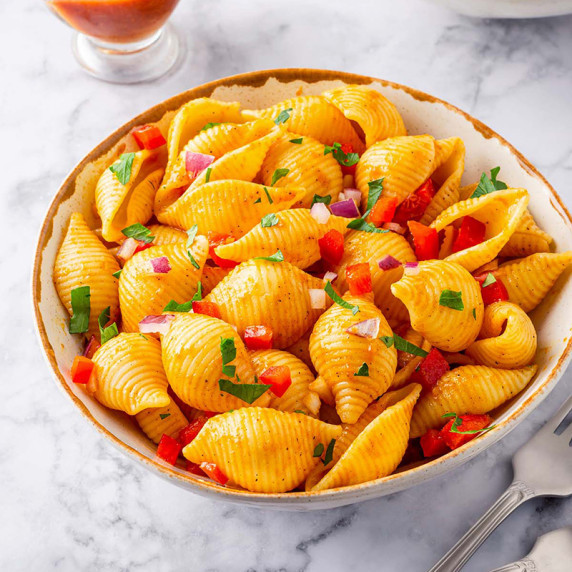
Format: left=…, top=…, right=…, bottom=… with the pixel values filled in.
left=482, top=273, right=497, bottom=287
left=345, top=178, right=386, bottom=233
left=313, top=443, right=324, bottom=457
left=322, top=438, right=336, bottom=465
left=324, top=281, right=359, bottom=315
left=122, top=223, right=155, bottom=244
left=254, top=249, right=284, bottom=262
left=98, top=306, right=118, bottom=345
left=218, top=378, right=271, bottom=404
left=311, top=194, right=332, bottom=206
left=69, top=286, right=91, bottom=334
left=271, top=168, right=289, bottom=186
left=274, top=108, right=293, bottom=125
left=263, top=187, right=274, bottom=204
left=439, top=290, right=464, bottom=311
left=163, top=299, right=192, bottom=312
left=289, top=137, right=303, bottom=144
left=470, top=167, right=508, bottom=199
left=442, top=413, right=496, bottom=435
left=380, top=334, right=429, bottom=357
left=261, top=213, right=279, bottom=228
left=201, top=122, right=220, bottom=131
left=159, top=413, right=171, bottom=420
left=109, top=152, right=135, bottom=185
left=346, top=218, right=387, bottom=233
left=472, top=307, right=477, bottom=320
left=324, top=142, right=359, bottom=167
left=220, top=337, right=237, bottom=378
left=294, top=410, right=308, bottom=415
left=191, top=281, right=203, bottom=302
left=354, top=363, right=369, bottom=376
left=205, top=167, right=212, bottom=183
left=253, top=198, right=262, bottom=204
left=112, top=269, right=122, bottom=279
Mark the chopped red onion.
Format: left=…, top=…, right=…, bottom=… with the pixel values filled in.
left=404, top=262, right=420, bottom=276
left=330, top=198, right=360, bottom=218
left=346, top=318, right=380, bottom=339
left=323, top=271, right=338, bottom=283
left=337, top=191, right=346, bottom=201
left=310, top=202, right=331, bottom=224
left=383, top=222, right=406, bottom=235
left=378, top=255, right=401, bottom=270
left=139, top=314, right=175, bottom=335
left=343, top=188, right=362, bottom=207
left=150, top=256, right=171, bottom=274
left=185, top=152, right=215, bottom=178
left=309, top=288, right=326, bottom=309
left=117, top=237, right=138, bottom=262
left=83, top=336, right=99, bottom=357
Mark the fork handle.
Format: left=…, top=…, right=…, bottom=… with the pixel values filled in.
left=429, top=480, right=536, bottom=572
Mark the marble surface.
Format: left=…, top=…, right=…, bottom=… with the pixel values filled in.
left=1, top=0, right=571, bottom=570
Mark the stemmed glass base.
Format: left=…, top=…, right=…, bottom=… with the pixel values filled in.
left=72, top=23, right=181, bottom=84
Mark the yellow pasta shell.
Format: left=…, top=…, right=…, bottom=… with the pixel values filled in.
left=53, top=212, right=120, bottom=340
left=206, top=259, right=331, bottom=348
left=161, top=313, right=270, bottom=412
left=146, top=224, right=186, bottom=245
left=135, top=399, right=189, bottom=444
left=214, top=209, right=351, bottom=269
left=242, top=95, right=364, bottom=152
left=500, top=209, right=553, bottom=257
left=322, top=84, right=406, bottom=147
left=182, top=407, right=342, bottom=493
left=391, top=260, right=484, bottom=352
left=90, top=333, right=170, bottom=415
left=201, top=266, right=230, bottom=295
left=309, top=384, right=421, bottom=490
left=466, top=302, right=537, bottom=368
left=250, top=349, right=319, bottom=416
left=259, top=133, right=343, bottom=207
left=410, top=364, right=537, bottom=438
left=285, top=328, right=314, bottom=371
left=118, top=237, right=207, bottom=332
left=431, top=188, right=529, bottom=272
left=309, top=293, right=398, bottom=424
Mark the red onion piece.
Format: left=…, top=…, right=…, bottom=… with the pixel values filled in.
left=343, top=188, right=362, bottom=207
left=309, top=288, right=326, bottom=309
left=404, top=262, right=420, bottom=276
left=310, top=202, right=331, bottom=224
left=383, top=222, right=406, bottom=235
left=330, top=198, right=360, bottom=218
left=117, top=237, right=138, bottom=262
left=185, top=152, right=215, bottom=178
left=323, top=271, right=338, bottom=283
left=150, top=256, right=171, bottom=274
left=346, top=318, right=381, bottom=339
left=378, top=255, right=401, bottom=270
left=139, top=314, right=175, bottom=335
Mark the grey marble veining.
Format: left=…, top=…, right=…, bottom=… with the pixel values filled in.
left=1, top=0, right=571, bottom=570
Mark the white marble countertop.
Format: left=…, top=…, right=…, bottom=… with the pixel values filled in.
left=1, top=1, right=571, bottom=570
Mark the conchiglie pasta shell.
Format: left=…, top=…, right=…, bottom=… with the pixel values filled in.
left=285, top=328, right=314, bottom=372
left=242, top=96, right=364, bottom=152
left=391, top=260, right=484, bottom=352
left=493, top=252, right=572, bottom=313
left=259, top=133, right=343, bottom=207
left=118, top=237, right=207, bottom=332
left=90, top=333, right=170, bottom=415
left=309, top=293, right=397, bottom=424
left=201, top=266, right=230, bottom=295
left=182, top=407, right=342, bottom=493
left=135, top=399, right=189, bottom=444
left=500, top=209, right=552, bottom=257
left=53, top=212, right=120, bottom=340
left=161, top=313, right=269, bottom=411
left=309, top=384, right=421, bottom=491
left=466, top=302, right=537, bottom=368
left=250, top=349, right=319, bottom=416
left=322, top=84, right=406, bottom=147
left=410, top=364, right=537, bottom=438
left=431, top=188, right=529, bottom=272
left=214, top=209, right=351, bottom=269
left=206, top=259, right=331, bottom=348
left=146, top=224, right=186, bottom=245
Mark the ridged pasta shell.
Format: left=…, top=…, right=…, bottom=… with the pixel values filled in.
left=214, top=209, right=351, bottom=269
left=90, top=333, right=170, bottom=415
left=258, top=133, right=344, bottom=207
left=53, top=212, right=120, bottom=340
left=182, top=407, right=342, bottom=492
left=500, top=209, right=553, bottom=257
left=309, top=293, right=397, bottom=424
left=146, top=224, right=186, bottom=245
left=334, top=230, right=416, bottom=325
left=466, top=302, right=537, bottom=368
left=250, top=349, right=319, bottom=416
left=135, top=399, right=189, bottom=444
left=96, top=149, right=164, bottom=242
left=201, top=266, right=230, bottom=295
left=322, top=85, right=406, bottom=147
left=285, top=328, right=314, bottom=372
left=410, top=364, right=537, bottom=438
left=391, top=260, right=484, bottom=352
left=431, top=188, right=529, bottom=272
left=309, top=384, right=421, bottom=491
left=206, top=259, right=331, bottom=348
left=242, top=95, right=364, bottom=152
left=493, top=252, right=572, bottom=313
left=118, top=237, right=208, bottom=332
left=161, top=313, right=270, bottom=411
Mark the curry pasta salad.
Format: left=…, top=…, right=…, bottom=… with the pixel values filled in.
left=54, top=86, right=571, bottom=493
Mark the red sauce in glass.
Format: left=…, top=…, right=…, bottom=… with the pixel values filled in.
left=49, top=0, right=180, bottom=44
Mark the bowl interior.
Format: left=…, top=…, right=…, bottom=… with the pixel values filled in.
left=33, top=70, right=572, bottom=510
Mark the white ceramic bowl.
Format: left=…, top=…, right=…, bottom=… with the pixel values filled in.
left=32, top=69, right=572, bottom=510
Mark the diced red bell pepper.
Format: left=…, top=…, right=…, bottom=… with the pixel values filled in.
left=259, top=365, right=292, bottom=398
left=185, top=461, right=205, bottom=476
left=200, top=462, right=229, bottom=485
left=410, top=348, right=450, bottom=391
left=441, top=414, right=492, bottom=450
left=71, top=356, right=94, bottom=384
left=318, top=229, right=345, bottom=266
left=340, top=143, right=358, bottom=176
left=202, top=410, right=216, bottom=418
left=475, top=273, right=509, bottom=306
left=178, top=417, right=209, bottom=446
left=244, top=325, right=273, bottom=350
left=207, top=232, right=239, bottom=269
left=420, top=429, right=449, bottom=457
left=156, top=434, right=182, bottom=465
left=369, top=195, right=398, bottom=226
left=132, top=125, right=167, bottom=150
left=192, top=300, right=222, bottom=319
left=408, top=221, right=439, bottom=261
left=346, top=263, right=372, bottom=295
left=134, top=240, right=153, bottom=254
left=83, top=336, right=101, bottom=359
left=393, top=179, right=436, bottom=224
left=452, top=216, right=486, bottom=253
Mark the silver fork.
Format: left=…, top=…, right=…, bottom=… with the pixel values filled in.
left=429, top=395, right=572, bottom=572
